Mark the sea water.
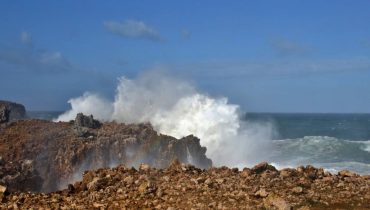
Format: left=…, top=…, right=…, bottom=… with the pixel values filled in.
left=246, top=113, right=370, bottom=174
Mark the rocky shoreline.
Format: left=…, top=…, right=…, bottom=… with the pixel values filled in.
left=0, top=102, right=369, bottom=209
left=1, top=161, right=369, bottom=209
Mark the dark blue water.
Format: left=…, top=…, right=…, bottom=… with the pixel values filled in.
left=245, top=113, right=370, bottom=174
left=245, top=113, right=370, bottom=141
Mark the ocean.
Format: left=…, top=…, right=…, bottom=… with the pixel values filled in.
left=246, top=113, right=370, bottom=174
left=28, top=111, right=370, bottom=174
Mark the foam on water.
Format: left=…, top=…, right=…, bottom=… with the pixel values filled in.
left=270, top=136, right=370, bottom=174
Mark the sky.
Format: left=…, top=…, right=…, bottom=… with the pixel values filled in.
left=1, top=0, right=370, bottom=113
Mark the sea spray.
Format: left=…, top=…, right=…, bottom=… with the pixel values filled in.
left=55, top=71, right=275, bottom=166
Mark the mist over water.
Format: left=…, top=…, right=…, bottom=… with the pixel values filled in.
left=55, top=71, right=275, bottom=167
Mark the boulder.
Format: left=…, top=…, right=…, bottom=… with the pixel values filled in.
left=0, top=100, right=26, bottom=122
left=74, top=113, right=101, bottom=129
left=251, top=162, right=277, bottom=174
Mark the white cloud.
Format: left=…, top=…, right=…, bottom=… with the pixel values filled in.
left=104, top=20, right=163, bottom=41
left=0, top=32, right=72, bottom=73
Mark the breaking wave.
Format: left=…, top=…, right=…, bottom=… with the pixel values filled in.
left=270, top=136, right=370, bottom=174
left=55, top=71, right=275, bottom=167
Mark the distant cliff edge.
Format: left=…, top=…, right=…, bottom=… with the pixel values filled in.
left=0, top=100, right=26, bottom=123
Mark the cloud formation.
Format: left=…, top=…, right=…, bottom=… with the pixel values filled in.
left=0, top=32, right=72, bottom=73
left=104, top=20, right=163, bottom=42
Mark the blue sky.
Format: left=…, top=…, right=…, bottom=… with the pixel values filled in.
left=1, top=0, right=370, bottom=112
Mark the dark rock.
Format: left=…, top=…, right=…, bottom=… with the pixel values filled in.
left=74, top=113, right=101, bottom=129
left=0, top=100, right=26, bottom=122
left=0, top=106, right=9, bottom=123
left=251, top=162, right=277, bottom=174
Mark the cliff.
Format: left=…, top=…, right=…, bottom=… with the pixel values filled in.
left=0, top=100, right=26, bottom=123
left=0, top=114, right=211, bottom=192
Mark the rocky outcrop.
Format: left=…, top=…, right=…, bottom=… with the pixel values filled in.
left=0, top=160, right=43, bottom=193
left=0, top=106, right=9, bottom=123
left=0, top=118, right=212, bottom=192
left=73, top=113, right=101, bottom=137
left=0, top=100, right=26, bottom=122
left=0, top=162, right=369, bottom=209
left=74, top=113, right=101, bottom=129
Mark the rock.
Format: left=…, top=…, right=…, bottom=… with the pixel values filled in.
left=251, top=162, right=277, bottom=174
left=87, top=177, right=102, bottom=191
left=292, top=186, right=303, bottom=194
left=0, top=106, right=9, bottom=123
left=338, top=170, right=357, bottom=177
left=123, top=176, right=134, bottom=185
left=138, top=181, right=156, bottom=194
left=0, top=156, right=4, bottom=166
left=139, top=163, right=150, bottom=171
left=264, top=194, right=292, bottom=210
left=255, top=188, right=269, bottom=198
left=240, top=168, right=251, bottom=178
left=0, top=100, right=26, bottom=122
left=74, top=113, right=101, bottom=129
left=0, top=185, right=7, bottom=201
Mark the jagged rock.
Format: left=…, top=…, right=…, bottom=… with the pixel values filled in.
left=251, top=162, right=277, bottom=174
left=0, top=184, right=7, bottom=201
left=0, top=106, right=9, bottom=123
left=74, top=113, right=101, bottom=129
left=264, top=194, right=292, bottom=210
left=0, top=120, right=212, bottom=192
left=0, top=100, right=26, bottom=122
left=255, top=188, right=269, bottom=198
left=338, top=170, right=357, bottom=177
left=0, top=160, right=43, bottom=193
left=1, top=163, right=370, bottom=209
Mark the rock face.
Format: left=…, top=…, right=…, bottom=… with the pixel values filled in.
left=0, top=162, right=369, bottom=209
left=0, top=160, right=43, bottom=193
left=74, top=113, right=101, bottom=129
left=0, top=100, right=26, bottom=122
left=0, top=118, right=212, bottom=192
left=0, top=106, right=9, bottom=123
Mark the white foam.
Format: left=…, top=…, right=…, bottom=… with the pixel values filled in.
left=55, top=71, right=275, bottom=167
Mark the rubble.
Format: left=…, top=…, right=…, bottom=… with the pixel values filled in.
left=0, top=162, right=368, bottom=209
